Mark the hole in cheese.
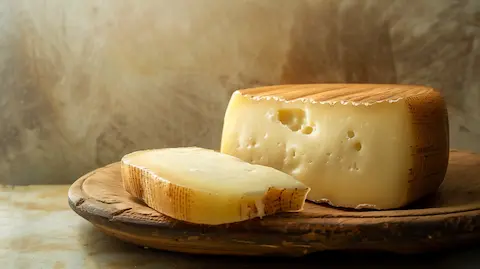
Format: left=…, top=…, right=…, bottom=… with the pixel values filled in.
left=247, top=137, right=256, bottom=148
left=302, top=125, right=314, bottom=135
left=277, top=108, right=305, bottom=132
left=354, top=142, right=362, bottom=151
left=347, top=130, right=355, bottom=138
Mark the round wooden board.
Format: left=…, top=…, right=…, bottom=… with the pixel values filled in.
left=68, top=150, right=480, bottom=257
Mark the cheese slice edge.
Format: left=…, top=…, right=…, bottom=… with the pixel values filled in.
left=121, top=147, right=310, bottom=225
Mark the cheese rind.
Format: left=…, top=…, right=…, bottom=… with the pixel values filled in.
left=121, top=147, right=310, bottom=225
left=220, top=84, right=449, bottom=209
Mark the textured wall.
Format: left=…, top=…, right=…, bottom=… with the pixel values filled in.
left=1, top=0, right=479, bottom=185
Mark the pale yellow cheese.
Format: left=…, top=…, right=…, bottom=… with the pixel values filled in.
left=220, top=84, right=449, bottom=210
left=121, top=147, right=310, bottom=225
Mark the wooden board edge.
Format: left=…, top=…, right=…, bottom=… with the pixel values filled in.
left=68, top=195, right=480, bottom=256
left=68, top=188, right=480, bottom=256
left=67, top=150, right=480, bottom=256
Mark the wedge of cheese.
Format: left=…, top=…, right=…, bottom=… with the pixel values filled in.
left=121, top=147, right=310, bottom=225
left=220, top=84, right=449, bottom=210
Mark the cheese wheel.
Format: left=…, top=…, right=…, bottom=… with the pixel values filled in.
left=220, top=84, right=449, bottom=209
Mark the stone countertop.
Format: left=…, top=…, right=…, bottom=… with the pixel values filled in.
left=2, top=185, right=480, bottom=269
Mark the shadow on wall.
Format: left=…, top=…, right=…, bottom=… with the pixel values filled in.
left=0, top=0, right=479, bottom=185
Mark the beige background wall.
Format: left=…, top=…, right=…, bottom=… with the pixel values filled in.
left=1, top=0, right=479, bottom=185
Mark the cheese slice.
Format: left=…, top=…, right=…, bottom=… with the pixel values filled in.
left=220, top=84, right=449, bottom=209
left=121, top=147, right=310, bottom=225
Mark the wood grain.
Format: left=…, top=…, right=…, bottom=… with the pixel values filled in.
left=68, top=150, right=480, bottom=257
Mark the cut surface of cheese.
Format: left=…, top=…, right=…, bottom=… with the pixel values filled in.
left=220, top=84, right=449, bottom=210
left=121, top=147, right=310, bottom=225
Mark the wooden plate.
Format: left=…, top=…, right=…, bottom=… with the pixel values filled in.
left=68, top=150, right=480, bottom=257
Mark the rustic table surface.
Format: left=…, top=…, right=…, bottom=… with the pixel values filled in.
left=2, top=184, right=480, bottom=269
